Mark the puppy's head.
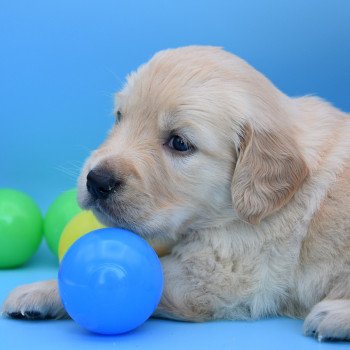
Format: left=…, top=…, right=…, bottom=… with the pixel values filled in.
left=78, top=46, right=308, bottom=241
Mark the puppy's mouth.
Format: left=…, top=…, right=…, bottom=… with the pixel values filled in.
left=77, top=178, right=180, bottom=241
left=91, top=204, right=122, bottom=227
left=80, top=194, right=149, bottom=237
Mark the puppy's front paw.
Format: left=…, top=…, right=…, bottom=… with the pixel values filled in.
left=304, top=299, right=350, bottom=341
left=2, top=280, right=69, bottom=320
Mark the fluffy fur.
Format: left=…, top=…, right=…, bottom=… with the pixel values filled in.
left=3, top=46, right=350, bottom=341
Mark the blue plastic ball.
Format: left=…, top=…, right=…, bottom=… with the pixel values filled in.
left=58, top=228, right=163, bottom=335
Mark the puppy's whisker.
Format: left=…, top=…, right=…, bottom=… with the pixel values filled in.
left=74, top=145, right=94, bottom=153
left=54, top=165, right=80, bottom=179
left=66, top=161, right=83, bottom=170
left=104, top=67, right=125, bottom=87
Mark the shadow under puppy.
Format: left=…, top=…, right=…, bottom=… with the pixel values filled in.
left=3, top=46, right=350, bottom=341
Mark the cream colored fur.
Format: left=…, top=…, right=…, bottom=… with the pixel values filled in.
left=3, top=46, right=350, bottom=341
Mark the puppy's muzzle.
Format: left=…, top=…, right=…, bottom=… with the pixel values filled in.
left=86, top=168, right=121, bottom=200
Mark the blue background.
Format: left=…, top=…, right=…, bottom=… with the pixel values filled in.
left=1, top=1, right=350, bottom=348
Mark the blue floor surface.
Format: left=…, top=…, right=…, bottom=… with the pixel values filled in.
left=0, top=243, right=348, bottom=350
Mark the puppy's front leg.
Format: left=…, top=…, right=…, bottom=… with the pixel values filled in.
left=3, top=253, right=229, bottom=323
left=153, top=254, right=228, bottom=322
left=2, top=280, right=68, bottom=320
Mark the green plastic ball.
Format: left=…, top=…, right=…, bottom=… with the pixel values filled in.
left=44, top=189, right=82, bottom=256
left=0, top=189, right=43, bottom=268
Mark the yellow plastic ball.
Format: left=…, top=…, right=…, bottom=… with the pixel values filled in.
left=59, top=210, right=173, bottom=261
left=58, top=211, right=105, bottom=261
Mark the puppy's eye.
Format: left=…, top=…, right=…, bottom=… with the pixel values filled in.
left=167, top=135, right=193, bottom=152
left=115, top=110, right=122, bottom=123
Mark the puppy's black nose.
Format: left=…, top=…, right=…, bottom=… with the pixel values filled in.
left=86, top=169, right=120, bottom=199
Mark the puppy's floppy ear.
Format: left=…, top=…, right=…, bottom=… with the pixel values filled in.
left=231, top=123, right=309, bottom=224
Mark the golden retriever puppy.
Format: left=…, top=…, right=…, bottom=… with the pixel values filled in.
left=3, top=46, right=350, bottom=341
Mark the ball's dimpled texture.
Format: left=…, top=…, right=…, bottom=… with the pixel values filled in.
left=58, top=210, right=105, bottom=261
left=44, top=189, right=81, bottom=256
left=58, top=228, right=163, bottom=335
left=0, top=189, right=43, bottom=268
